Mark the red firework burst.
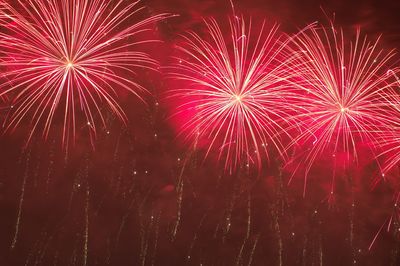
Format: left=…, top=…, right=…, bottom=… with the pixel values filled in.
left=374, top=73, right=400, bottom=175
left=169, top=15, right=299, bottom=171
left=0, top=0, right=169, bottom=146
left=286, top=22, right=399, bottom=194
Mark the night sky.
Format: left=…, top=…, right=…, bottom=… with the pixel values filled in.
left=1, top=0, right=400, bottom=265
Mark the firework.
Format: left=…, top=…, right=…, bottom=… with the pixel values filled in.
left=286, top=22, right=398, bottom=193
left=0, top=0, right=169, bottom=146
left=374, top=74, right=400, bottom=175
left=169, top=15, right=299, bottom=171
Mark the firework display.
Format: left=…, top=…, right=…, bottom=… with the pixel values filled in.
left=0, top=0, right=169, bottom=146
left=0, top=0, right=400, bottom=265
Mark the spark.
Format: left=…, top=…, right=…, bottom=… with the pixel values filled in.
left=83, top=183, right=90, bottom=266
left=369, top=192, right=400, bottom=250
left=0, top=0, right=169, bottom=146
left=11, top=148, right=31, bottom=249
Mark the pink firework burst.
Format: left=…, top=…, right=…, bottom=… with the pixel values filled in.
left=374, top=72, right=400, bottom=176
left=169, top=15, right=299, bottom=171
left=0, top=0, right=169, bottom=146
left=286, top=22, right=399, bottom=194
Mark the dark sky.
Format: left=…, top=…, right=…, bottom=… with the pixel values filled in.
left=149, top=0, right=400, bottom=43
left=1, top=0, right=400, bottom=265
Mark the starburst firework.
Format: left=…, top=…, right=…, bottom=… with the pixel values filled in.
left=169, top=15, right=298, bottom=171
left=0, top=0, right=169, bottom=146
left=286, top=22, right=399, bottom=192
left=374, top=74, right=400, bottom=175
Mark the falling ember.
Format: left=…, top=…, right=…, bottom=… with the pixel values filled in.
left=168, top=14, right=298, bottom=171
left=285, top=21, right=399, bottom=193
left=0, top=0, right=170, bottom=146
